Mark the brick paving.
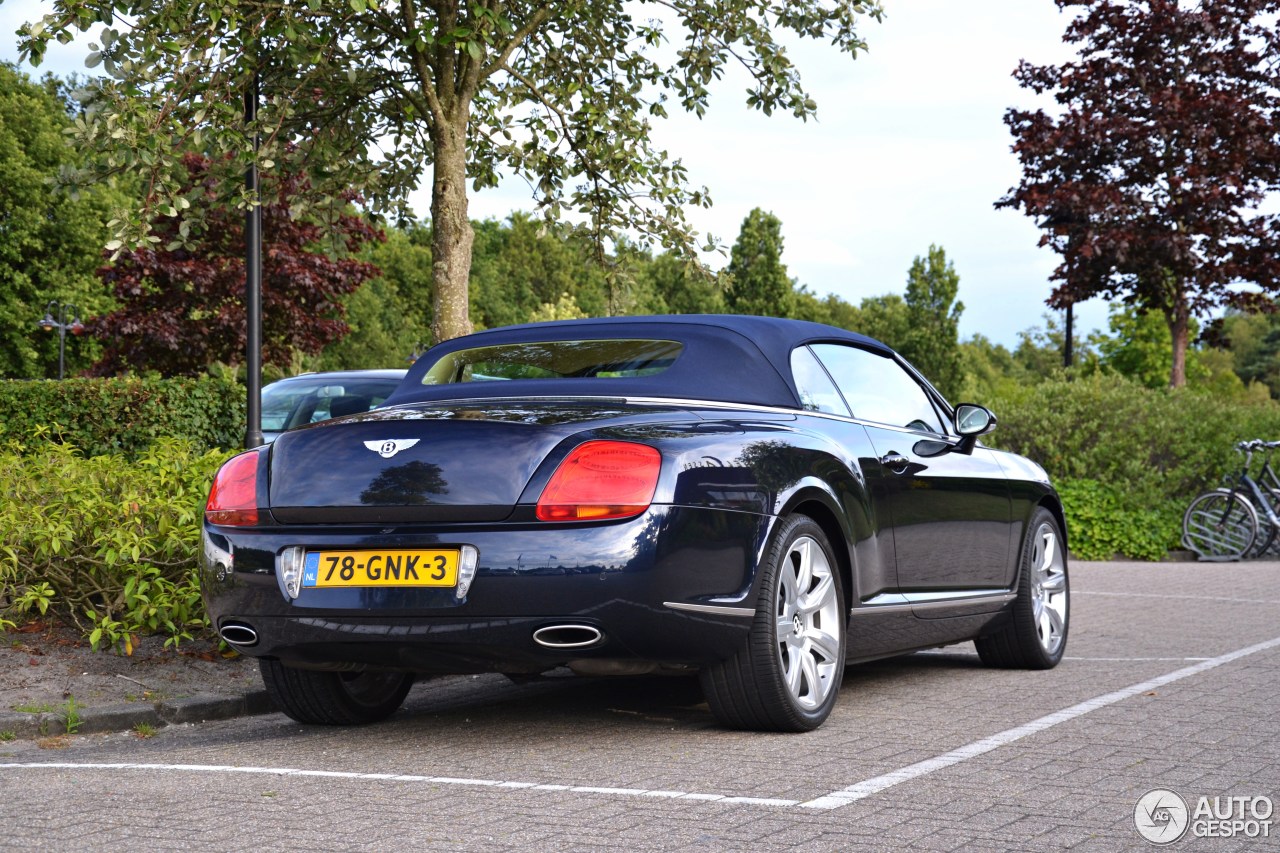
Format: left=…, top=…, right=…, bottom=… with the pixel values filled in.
left=0, top=560, right=1276, bottom=851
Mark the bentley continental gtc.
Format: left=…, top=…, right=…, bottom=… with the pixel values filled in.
left=202, top=315, right=1069, bottom=732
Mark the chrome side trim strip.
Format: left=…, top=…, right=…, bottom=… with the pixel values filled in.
left=851, top=602, right=915, bottom=615
left=909, top=591, right=1016, bottom=611
left=852, top=589, right=1016, bottom=616
left=664, top=601, right=755, bottom=618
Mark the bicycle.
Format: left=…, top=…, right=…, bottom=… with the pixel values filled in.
left=1246, top=440, right=1280, bottom=556
left=1182, top=440, right=1280, bottom=561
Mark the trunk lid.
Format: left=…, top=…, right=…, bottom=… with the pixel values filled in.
left=266, top=400, right=692, bottom=523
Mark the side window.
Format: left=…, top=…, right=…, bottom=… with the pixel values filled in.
left=811, top=344, right=945, bottom=434
left=790, top=347, right=850, bottom=416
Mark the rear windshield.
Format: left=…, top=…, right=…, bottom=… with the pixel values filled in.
left=421, top=339, right=684, bottom=384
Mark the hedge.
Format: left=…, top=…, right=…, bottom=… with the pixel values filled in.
left=985, top=373, right=1280, bottom=559
left=0, top=376, right=246, bottom=458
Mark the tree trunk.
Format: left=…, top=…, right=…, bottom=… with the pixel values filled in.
left=1167, top=296, right=1190, bottom=389
left=429, top=116, right=474, bottom=344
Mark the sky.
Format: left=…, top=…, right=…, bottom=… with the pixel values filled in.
left=0, top=0, right=1106, bottom=347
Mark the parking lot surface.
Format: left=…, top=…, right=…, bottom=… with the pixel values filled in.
left=1, top=560, right=1277, bottom=851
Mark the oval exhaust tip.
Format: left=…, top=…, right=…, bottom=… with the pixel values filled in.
left=219, top=622, right=259, bottom=646
left=532, top=624, right=604, bottom=649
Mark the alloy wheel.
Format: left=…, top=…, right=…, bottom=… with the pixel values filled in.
left=775, top=535, right=842, bottom=710
left=1028, top=522, right=1068, bottom=656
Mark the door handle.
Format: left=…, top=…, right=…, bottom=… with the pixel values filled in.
left=880, top=452, right=911, bottom=474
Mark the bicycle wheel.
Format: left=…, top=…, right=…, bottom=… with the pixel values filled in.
left=1263, top=489, right=1280, bottom=557
left=1250, top=495, right=1278, bottom=557
left=1182, top=490, right=1258, bottom=561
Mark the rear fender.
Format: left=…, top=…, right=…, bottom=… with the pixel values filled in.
left=774, top=475, right=883, bottom=609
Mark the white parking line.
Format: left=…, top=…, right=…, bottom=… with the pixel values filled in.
left=0, top=762, right=801, bottom=808
left=915, top=651, right=1213, bottom=662
left=800, top=633, right=1280, bottom=809
left=1062, top=657, right=1211, bottom=662
left=4, top=635, right=1277, bottom=813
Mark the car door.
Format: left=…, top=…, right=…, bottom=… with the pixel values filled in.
left=808, top=343, right=1014, bottom=595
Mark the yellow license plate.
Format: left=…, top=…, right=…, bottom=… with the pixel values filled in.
left=302, top=549, right=458, bottom=588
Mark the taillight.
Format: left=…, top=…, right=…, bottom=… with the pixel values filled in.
left=536, top=441, right=661, bottom=522
left=206, top=450, right=262, bottom=526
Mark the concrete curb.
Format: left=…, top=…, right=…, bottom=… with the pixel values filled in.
left=0, top=690, right=276, bottom=740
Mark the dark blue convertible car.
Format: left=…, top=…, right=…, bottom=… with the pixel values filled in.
left=202, top=315, right=1068, bottom=732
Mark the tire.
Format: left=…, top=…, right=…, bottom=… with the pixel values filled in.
left=259, top=659, right=413, bottom=725
left=1250, top=498, right=1277, bottom=558
left=976, top=508, right=1069, bottom=669
left=700, top=515, right=846, bottom=732
left=1266, top=491, right=1280, bottom=556
left=1181, top=490, right=1257, bottom=561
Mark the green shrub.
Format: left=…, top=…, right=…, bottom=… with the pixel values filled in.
left=1055, top=478, right=1181, bottom=561
left=0, top=376, right=246, bottom=458
left=0, top=438, right=234, bottom=650
left=985, top=373, right=1280, bottom=559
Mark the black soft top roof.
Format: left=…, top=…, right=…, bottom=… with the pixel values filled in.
left=385, top=315, right=892, bottom=409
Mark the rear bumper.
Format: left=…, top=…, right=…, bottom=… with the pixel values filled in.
left=201, top=505, right=769, bottom=672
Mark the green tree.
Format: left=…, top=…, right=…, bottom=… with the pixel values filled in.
left=20, top=1, right=883, bottom=345
left=790, top=286, right=861, bottom=328
left=1013, top=314, right=1100, bottom=381
left=856, top=294, right=910, bottom=351
left=528, top=292, right=589, bottom=323
left=899, top=245, right=964, bottom=398
left=1194, top=346, right=1269, bottom=404
left=637, top=252, right=726, bottom=316
left=1209, top=307, right=1280, bottom=398
left=318, top=226, right=431, bottom=371
left=725, top=208, right=794, bottom=317
left=468, top=214, right=611, bottom=330
left=1089, top=303, right=1261, bottom=400
left=1093, top=305, right=1209, bottom=390
left=790, top=286, right=830, bottom=324
left=958, top=335, right=1029, bottom=404
left=0, top=64, right=118, bottom=378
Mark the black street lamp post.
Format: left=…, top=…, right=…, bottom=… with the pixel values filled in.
left=244, top=71, right=264, bottom=450
left=1039, top=210, right=1085, bottom=369
left=37, top=300, right=84, bottom=380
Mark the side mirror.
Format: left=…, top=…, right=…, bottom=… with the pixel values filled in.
left=953, top=404, right=997, bottom=455
left=955, top=404, right=997, bottom=437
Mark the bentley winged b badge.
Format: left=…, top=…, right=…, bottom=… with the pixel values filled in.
left=363, top=439, right=420, bottom=459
